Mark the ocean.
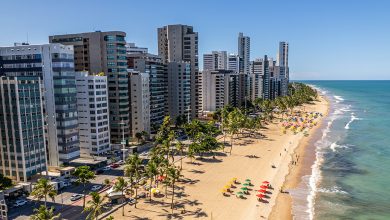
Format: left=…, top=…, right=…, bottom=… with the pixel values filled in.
left=291, top=81, right=390, bottom=220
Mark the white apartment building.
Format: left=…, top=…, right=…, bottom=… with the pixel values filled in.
left=249, top=59, right=265, bottom=100
left=167, top=62, right=191, bottom=120
left=75, top=72, right=110, bottom=158
left=238, top=32, right=250, bottom=74
left=203, top=51, right=227, bottom=71
left=128, top=71, right=150, bottom=137
left=228, top=54, right=240, bottom=73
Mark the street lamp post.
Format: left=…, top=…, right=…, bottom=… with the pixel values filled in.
left=120, top=120, right=126, bottom=162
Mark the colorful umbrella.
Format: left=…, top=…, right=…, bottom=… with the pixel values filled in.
left=258, top=189, right=267, bottom=193
left=241, top=187, right=248, bottom=191
left=260, top=185, right=268, bottom=189
left=243, top=183, right=250, bottom=186
left=245, top=179, right=251, bottom=182
left=256, top=194, right=265, bottom=198
left=262, top=181, right=270, bottom=184
left=236, top=191, right=243, bottom=195
left=221, top=188, right=227, bottom=193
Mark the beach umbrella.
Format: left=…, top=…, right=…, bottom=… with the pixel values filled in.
left=258, top=189, right=267, bottom=193
left=243, top=183, right=250, bottom=186
left=241, top=187, right=248, bottom=191
left=256, top=194, right=265, bottom=198
left=236, top=191, right=243, bottom=195
left=260, top=185, right=268, bottom=189
left=262, top=181, right=269, bottom=184
left=221, top=188, right=227, bottom=193
left=245, top=179, right=251, bottom=182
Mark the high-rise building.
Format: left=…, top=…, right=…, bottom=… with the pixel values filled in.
left=125, top=43, right=148, bottom=55
left=128, top=71, right=150, bottom=137
left=202, top=70, right=239, bottom=112
left=262, top=55, right=271, bottom=100
left=277, top=42, right=289, bottom=96
left=228, top=54, right=240, bottom=73
left=238, top=32, right=250, bottom=74
left=249, top=59, right=264, bottom=100
left=203, top=51, right=227, bottom=71
left=167, top=62, right=191, bottom=120
left=0, top=44, right=79, bottom=166
left=158, top=25, right=200, bottom=118
left=75, top=72, right=110, bottom=158
left=0, top=76, right=47, bottom=182
left=49, top=31, right=129, bottom=145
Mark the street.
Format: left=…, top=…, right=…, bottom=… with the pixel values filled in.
left=9, top=167, right=125, bottom=220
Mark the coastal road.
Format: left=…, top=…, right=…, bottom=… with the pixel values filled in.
left=8, top=167, right=124, bottom=220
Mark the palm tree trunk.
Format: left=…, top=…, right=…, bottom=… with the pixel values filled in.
left=44, top=194, right=47, bottom=208
left=83, top=184, right=86, bottom=208
left=230, top=135, right=234, bottom=155
left=171, top=181, right=175, bottom=213
left=135, top=187, right=138, bottom=208
left=149, top=178, right=153, bottom=201
left=122, top=191, right=125, bottom=216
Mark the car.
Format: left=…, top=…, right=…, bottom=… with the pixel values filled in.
left=110, top=164, right=119, bottom=168
left=102, top=166, right=111, bottom=171
left=70, top=178, right=78, bottom=183
left=70, top=194, right=83, bottom=201
left=95, top=169, right=104, bottom=175
left=13, top=199, right=28, bottom=207
left=117, top=160, right=124, bottom=165
left=91, top=185, right=103, bottom=191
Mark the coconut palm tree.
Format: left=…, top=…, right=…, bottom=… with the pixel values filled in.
left=124, top=154, right=142, bottom=208
left=113, top=177, right=128, bottom=216
left=30, top=205, right=60, bottom=220
left=175, top=141, right=185, bottom=170
left=83, top=192, right=105, bottom=220
left=145, top=160, right=158, bottom=201
left=30, top=178, right=57, bottom=208
left=167, top=166, right=181, bottom=213
left=73, top=166, right=96, bottom=208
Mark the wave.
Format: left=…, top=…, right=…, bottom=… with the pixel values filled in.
left=334, top=95, right=344, bottom=101
left=318, top=186, right=348, bottom=195
left=330, top=142, right=350, bottom=152
left=345, top=113, right=361, bottom=129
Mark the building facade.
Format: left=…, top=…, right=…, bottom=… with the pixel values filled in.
left=238, top=32, right=250, bottom=74
left=158, top=25, right=200, bottom=118
left=0, top=44, right=79, bottom=166
left=203, top=51, right=227, bottom=71
left=0, top=76, right=47, bottom=182
left=75, top=72, right=110, bottom=158
left=167, top=62, right=191, bottom=120
left=228, top=54, right=240, bottom=73
left=128, top=71, right=150, bottom=137
left=49, top=31, right=130, bottom=145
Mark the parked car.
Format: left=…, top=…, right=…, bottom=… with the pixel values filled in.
left=91, top=185, right=103, bottom=191
left=95, top=169, right=104, bottom=175
left=102, top=166, right=111, bottom=171
left=70, top=178, right=78, bottom=183
left=70, top=194, right=83, bottom=201
left=110, top=164, right=119, bottom=168
left=117, top=160, right=124, bottom=165
left=13, top=199, right=28, bottom=207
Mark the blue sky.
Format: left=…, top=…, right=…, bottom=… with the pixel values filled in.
left=1, top=0, right=389, bottom=80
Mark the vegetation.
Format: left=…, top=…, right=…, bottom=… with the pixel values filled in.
left=30, top=205, right=60, bottom=220
left=73, top=166, right=96, bottom=208
left=84, top=192, right=105, bottom=220
left=112, top=177, right=128, bottom=216
left=0, top=174, right=13, bottom=190
left=30, top=178, right=57, bottom=208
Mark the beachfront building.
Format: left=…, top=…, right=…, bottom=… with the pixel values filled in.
left=167, top=62, right=191, bottom=120
left=128, top=71, right=150, bottom=137
left=203, top=51, right=228, bottom=71
left=238, top=33, right=250, bottom=74
left=127, top=50, right=168, bottom=133
left=158, top=24, right=201, bottom=118
left=0, top=44, right=79, bottom=166
left=49, top=31, right=130, bottom=145
left=202, top=69, right=239, bottom=112
left=75, top=72, right=110, bottom=158
left=277, top=41, right=289, bottom=96
left=249, top=59, right=265, bottom=100
left=0, top=76, right=47, bottom=182
left=228, top=54, right=240, bottom=73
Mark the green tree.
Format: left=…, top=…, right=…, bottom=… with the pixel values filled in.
left=113, top=177, right=128, bottom=216
left=135, top=132, right=143, bottom=144
left=175, top=141, right=185, bottom=170
left=30, top=205, right=60, bottom=220
left=167, top=166, right=181, bottom=213
left=30, top=178, right=57, bottom=208
left=0, top=174, right=13, bottom=190
left=83, top=192, right=105, bottom=220
left=145, top=160, right=158, bottom=201
left=73, top=166, right=96, bottom=208
left=124, top=154, right=142, bottom=208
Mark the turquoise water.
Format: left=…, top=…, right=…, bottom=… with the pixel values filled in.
left=302, top=81, right=390, bottom=220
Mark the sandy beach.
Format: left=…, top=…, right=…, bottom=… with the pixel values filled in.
left=110, top=96, right=329, bottom=220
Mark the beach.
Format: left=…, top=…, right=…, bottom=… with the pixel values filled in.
left=111, top=95, right=329, bottom=219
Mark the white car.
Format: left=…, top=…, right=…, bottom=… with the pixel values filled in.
left=70, top=194, right=83, bottom=201
left=13, top=199, right=28, bottom=207
left=91, top=185, right=102, bottom=191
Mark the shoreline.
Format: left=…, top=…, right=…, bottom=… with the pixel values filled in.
left=109, top=96, right=329, bottom=219
left=269, top=95, right=330, bottom=220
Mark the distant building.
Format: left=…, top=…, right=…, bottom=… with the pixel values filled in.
left=228, top=54, right=240, bottom=73
left=49, top=31, right=130, bottom=145
left=238, top=33, right=250, bottom=74
left=0, top=76, right=47, bottom=182
left=202, top=70, right=239, bottom=112
left=125, top=43, right=148, bottom=55
left=203, top=51, right=228, bottom=71
left=0, top=44, right=79, bottom=166
left=158, top=25, right=200, bottom=118
left=249, top=59, right=264, bottom=100
left=277, top=42, right=289, bottom=96
left=167, top=62, right=191, bottom=120
left=75, top=72, right=110, bottom=158
left=128, top=71, right=150, bottom=137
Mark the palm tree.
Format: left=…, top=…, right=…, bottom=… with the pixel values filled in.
left=30, top=205, right=60, bottom=220
left=103, top=178, right=111, bottom=187
left=30, top=178, right=57, bottom=208
left=124, top=154, right=142, bottom=208
left=113, top=177, right=128, bottom=216
left=83, top=192, right=105, bottom=220
left=167, top=166, right=181, bottom=213
left=175, top=141, right=185, bottom=170
left=73, top=166, right=96, bottom=208
left=135, top=132, right=143, bottom=144
left=105, top=216, right=114, bottom=220
left=145, top=160, right=158, bottom=201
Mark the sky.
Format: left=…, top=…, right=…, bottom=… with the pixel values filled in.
left=1, top=0, right=389, bottom=80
